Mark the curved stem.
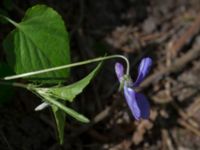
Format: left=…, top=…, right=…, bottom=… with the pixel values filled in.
left=3, top=55, right=130, bottom=80
left=0, top=15, right=19, bottom=27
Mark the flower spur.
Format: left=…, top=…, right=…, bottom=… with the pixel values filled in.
left=115, top=57, right=152, bottom=120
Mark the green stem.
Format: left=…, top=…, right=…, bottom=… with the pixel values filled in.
left=0, top=15, right=19, bottom=27
left=3, top=55, right=130, bottom=80
left=0, top=81, right=28, bottom=89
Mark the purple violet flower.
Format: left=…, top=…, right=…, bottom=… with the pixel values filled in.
left=115, top=57, right=152, bottom=120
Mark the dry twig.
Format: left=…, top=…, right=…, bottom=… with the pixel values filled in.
left=140, top=47, right=200, bottom=90
left=169, top=14, right=200, bottom=57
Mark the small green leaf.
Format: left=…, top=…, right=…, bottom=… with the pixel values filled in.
left=51, top=104, right=65, bottom=144
left=34, top=91, right=89, bottom=144
left=3, top=5, right=70, bottom=83
left=48, top=63, right=102, bottom=102
left=38, top=94, right=90, bottom=123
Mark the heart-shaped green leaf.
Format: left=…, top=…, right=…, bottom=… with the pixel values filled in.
left=3, top=5, right=70, bottom=83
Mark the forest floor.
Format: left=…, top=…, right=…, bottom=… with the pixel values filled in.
left=1, top=0, right=200, bottom=150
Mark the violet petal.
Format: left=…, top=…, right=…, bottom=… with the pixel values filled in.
left=115, top=62, right=124, bottom=82
left=133, top=57, right=152, bottom=86
left=124, top=85, right=150, bottom=120
left=124, top=85, right=141, bottom=120
left=135, top=93, right=150, bottom=119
